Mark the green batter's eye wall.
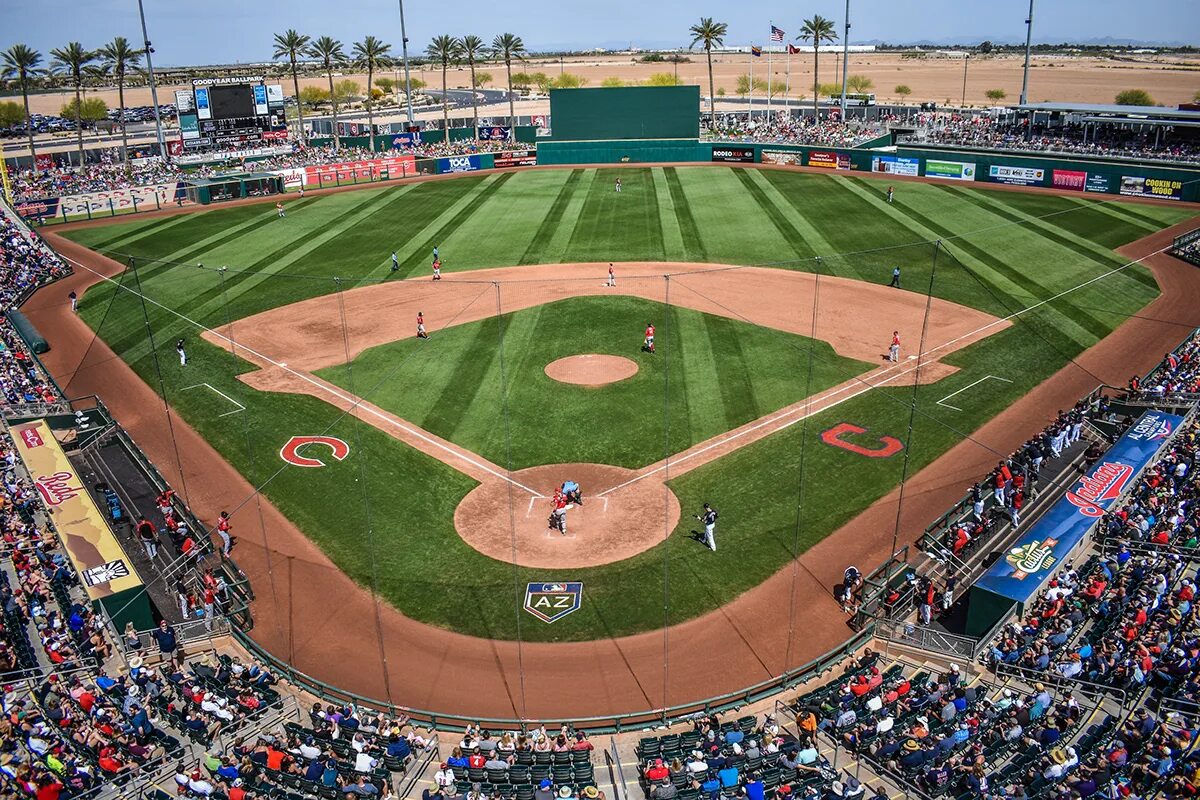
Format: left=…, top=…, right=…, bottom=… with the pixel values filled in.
left=548, top=85, right=701, bottom=142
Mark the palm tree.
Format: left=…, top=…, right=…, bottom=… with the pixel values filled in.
left=353, top=36, right=392, bottom=152
left=490, top=33, right=525, bottom=124
left=307, top=36, right=347, bottom=148
left=50, top=42, right=95, bottom=162
left=273, top=30, right=311, bottom=143
left=688, top=17, right=728, bottom=123
left=426, top=35, right=461, bottom=144
left=98, top=37, right=142, bottom=170
left=1, top=44, right=45, bottom=159
left=457, top=35, right=485, bottom=131
left=798, top=15, right=838, bottom=117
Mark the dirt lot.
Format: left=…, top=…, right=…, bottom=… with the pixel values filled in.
left=16, top=52, right=1200, bottom=116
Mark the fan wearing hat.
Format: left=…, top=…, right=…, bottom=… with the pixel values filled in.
left=558, top=786, right=577, bottom=800
left=583, top=787, right=603, bottom=800
left=533, top=779, right=555, bottom=800
left=645, top=758, right=669, bottom=782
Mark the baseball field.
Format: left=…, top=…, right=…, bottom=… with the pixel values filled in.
left=53, top=165, right=1192, bottom=647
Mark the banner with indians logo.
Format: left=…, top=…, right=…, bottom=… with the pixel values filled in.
left=976, top=410, right=1183, bottom=603
left=10, top=421, right=142, bottom=599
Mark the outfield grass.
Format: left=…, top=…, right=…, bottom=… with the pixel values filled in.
left=315, top=296, right=871, bottom=469
left=63, top=168, right=1192, bottom=641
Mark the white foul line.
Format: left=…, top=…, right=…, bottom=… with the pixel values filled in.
left=936, top=375, right=1013, bottom=412
left=61, top=255, right=543, bottom=497
left=182, top=382, right=246, bottom=417
left=64, top=237, right=1173, bottom=501
left=598, top=239, right=1175, bottom=497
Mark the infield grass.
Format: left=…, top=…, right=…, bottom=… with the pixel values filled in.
left=61, top=167, right=1193, bottom=640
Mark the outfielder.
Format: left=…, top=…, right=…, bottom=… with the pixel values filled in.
left=643, top=323, right=656, bottom=354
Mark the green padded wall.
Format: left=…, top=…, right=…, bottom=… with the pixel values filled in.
left=549, top=86, right=700, bottom=141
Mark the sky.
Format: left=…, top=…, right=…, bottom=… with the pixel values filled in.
left=4, top=0, right=1198, bottom=66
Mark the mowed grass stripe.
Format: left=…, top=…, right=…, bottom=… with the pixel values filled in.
left=703, top=312, right=760, bottom=430
left=400, top=173, right=515, bottom=276
left=540, top=169, right=598, bottom=262
left=651, top=168, right=686, bottom=258
left=83, top=214, right=198, bottom=252
left=103, top=188, right=406, bottom=357
left=520, top=169, right=583, bottom=264
left=662, top=168, right=707, bottom=262
left=422, top=316, right=503, bottom=436
left=673, top=167, right=791, bottom=265
left=744, top=170, right=830, bottom=257
left=567, top=168, right=664, bottom=260
left=671, top=305, right=722, bottom=443
left=732, top=168, right=816, bottom=261
left=837, top=177, right=1106, bottom=345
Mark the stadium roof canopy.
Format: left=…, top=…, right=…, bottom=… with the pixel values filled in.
left=1014, top=102, right=1200, bottom=121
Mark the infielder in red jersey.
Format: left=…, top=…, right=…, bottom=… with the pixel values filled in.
left=643, top=323, right=656, bottom=354
left=417, top=312, right=429, bottom=339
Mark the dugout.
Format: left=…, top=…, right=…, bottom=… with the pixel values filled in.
left=185, top=173, right=284, bottom=205
left=964, top=409, right=1183, bottom=638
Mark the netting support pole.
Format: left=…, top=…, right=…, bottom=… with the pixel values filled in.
left=334, top=275, right=394, bottom=706
left=494, top=280, right=528, bottom=722
left=888, top=240, right=941, bottom=562
left=660, top=273, right=672, bottom=715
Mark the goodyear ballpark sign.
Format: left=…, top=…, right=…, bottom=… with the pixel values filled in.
left=524, top=582, right=583, bottom=623
left=976, top=410, right=1182, bottom=603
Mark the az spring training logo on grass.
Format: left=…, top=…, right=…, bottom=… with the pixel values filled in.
left=1065, top=461, right=1133, bottom=518
left=524, top=582, right=583, bottom=624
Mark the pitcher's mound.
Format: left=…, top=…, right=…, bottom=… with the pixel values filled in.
left=454, top=463, right=681, bottom=568
left=545, top=354, right=638, bottom=387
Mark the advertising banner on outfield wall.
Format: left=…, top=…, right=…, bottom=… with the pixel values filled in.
left=808, top=151, right=851, bottom=170
left=1086, top=174, right=1111, bottom=193
left=762, top=150, right=801, bottom=166
left=711, top=146, right=755, bottom=163
left=924, top=159, right=976, bottom=181
left=494, top=150, right=538, bottom=168
left=438, top=155, right=483, bottom=174
left=304, top=156, right=416, bottom=185
left=975, top=410, right=1182, bottom=603
left=871, top=155, right=920, bottom=176
left=988, top=164, right=1045, bottom=186
left=14, top=197, right=60, bottom=220
left=53, top=183, right=185, bottom=218
left=1052, top=169, right=1087, bottom=191
left=478, top=126, right=512, bottom=141
left=1120, top=175, right=1184, bottom=200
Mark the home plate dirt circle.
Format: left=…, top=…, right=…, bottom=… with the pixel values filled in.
left=544, top=354, right=639, bottom=386
left=454, top=463, right=681, bottom=568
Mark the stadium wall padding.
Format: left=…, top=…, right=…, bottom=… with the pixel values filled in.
left=5, top=310, right=48, bottom=354
left=536, top=139, right=708, bottom=164
left=549, top=86, right=701, bottom=141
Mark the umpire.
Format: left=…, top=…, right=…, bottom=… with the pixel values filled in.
left=695, top=503, right=718, bottom=552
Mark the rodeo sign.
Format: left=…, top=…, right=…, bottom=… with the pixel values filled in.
left=524, top=582, right=583, bottom=623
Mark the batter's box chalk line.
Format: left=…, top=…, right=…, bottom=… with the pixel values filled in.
left=182, top=383, right=246, bottom=417
left=936, top=375, right=1013, bottom=412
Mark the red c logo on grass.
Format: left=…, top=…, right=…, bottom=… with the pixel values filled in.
left=279, top=436, right=350, bottom=468
left=820, top=423, right=904, bottom=459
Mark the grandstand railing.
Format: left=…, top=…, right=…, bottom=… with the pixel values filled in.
left=874, top=618, right=981, bottom=661
left=604, top=737, right=630, bottom=800
left=230, top=624, right=876, bottom=734
left=993, top=661, right=1129, bottom=708
left=1169, top=227, right=1200, bottom=268
left=849, top=545, right=910, bottom=631
left=398, top=732, right=442, bottom=800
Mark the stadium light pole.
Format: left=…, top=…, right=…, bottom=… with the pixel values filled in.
left=1020, top=0, right=1034, bottom=105
left=397, top=0, right=416, bottom=127
left=136, top=0, right=168, bottom=160
left=839, top=0, right=850, bottom=118
left=961, top=53, right=970, bottom=107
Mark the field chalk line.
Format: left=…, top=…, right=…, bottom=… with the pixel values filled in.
left=64, top=242, right=1172, bottom=501
left=182, top=382, right=245, bottom=417
left=936, top=375, right=1014, bottom=412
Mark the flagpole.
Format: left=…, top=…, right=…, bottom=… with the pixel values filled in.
left=767, top=24, right=773, bottom=120
left=749, top=46, right=754, bottom=123
left=785, top=48, right=791, bottom=112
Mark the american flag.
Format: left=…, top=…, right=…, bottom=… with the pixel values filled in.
left=770, top=25, right=785, bottom=42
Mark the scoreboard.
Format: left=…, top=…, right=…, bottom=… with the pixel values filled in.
left=178, top=76, right=287, bottom=150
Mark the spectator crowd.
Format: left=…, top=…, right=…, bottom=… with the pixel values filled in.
left=906, top=115, right=1200, bottom=164
left=706, top=114, right=887, bottom=148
